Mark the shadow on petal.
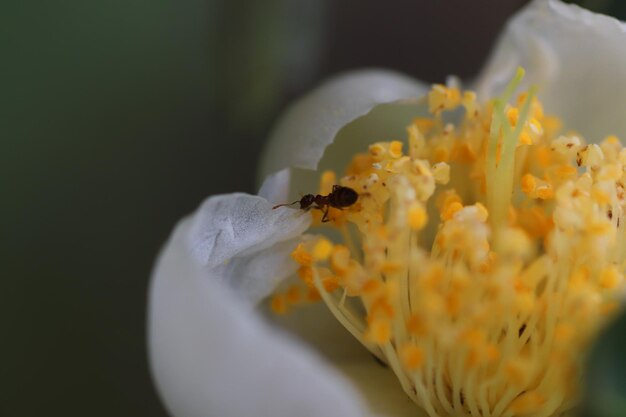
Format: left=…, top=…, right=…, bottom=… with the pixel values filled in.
left=267, top=301, right=426, bottom=417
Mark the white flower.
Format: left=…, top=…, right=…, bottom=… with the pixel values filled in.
left=148, top=1, right=626, bottom=416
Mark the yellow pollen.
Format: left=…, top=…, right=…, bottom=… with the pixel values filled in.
left=554, top=164, right=578, bottom=180
left=462, top=91, right=479, bottom=119
left=312, top=238, right=333, bottom=261
left=521, top=174, right=537, bottom=194
left=329, top=245, right=351, bottom=276
left=600, top=265, right=622, bottom=289
left=604, top=134, right=620, bottom=145
left=320, top=170, right=336, bottom=194
left=521, top=174, right=553, bottom=199
left=366, top=319, right=391, bottom=344
left=505, top=359, right=532, bottom=387
left=389, top=140, right=404, bottom=158
left=271, top=70, right=625, bottom=417
left=451, top=142, right=476, bottom=162
left=369, top=143, right=386, bottom=158
left=432, top=162, right=450, bottom=184
left=399, top=343, right=425, bottom=370
left=362, top=278, right=382, bottom=294
left=519, top=131, right=533, bottom=145
left=486, top=344, right=500, bottom=362
left=413, top=117, right=435, bottom=133
left=306, top=287, right=321, bottom=302
left=535, top=185, right=554, bottom=200
left=407, top=203, right=428, bottom=230
left=297, top=266, right=313, bottom=286
left=507, top=107, right=519, bottom=125
left=441, top=201, right=463, bottom=221
left=368, top=297, right=395, bottom=321
left=508, top=391, right=546, bottom=415
left=536, top=145, right=553, bottom=167
left=554, top=323, right=575, bottom=344
left=285, top=285, right=301, bottom=304
left=433, top=146, right=449, bottom=162
left=291, top=243, right=312, bottom=266
left=270, top=294, right=287, bottom=315
left=428, top=84, right=462, bottom=114
left=347, top=154, right=375, bottom=176
left=406, top=314, right=428, bottom=336
left=591, top=188, right=611, bottom=205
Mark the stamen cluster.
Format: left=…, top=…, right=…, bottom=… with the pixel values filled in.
left=272, top=69, right=625, bottom=417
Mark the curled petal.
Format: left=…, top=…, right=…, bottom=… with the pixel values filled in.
left=186, top=193, right=309, bottom=302
left=477, top=0, right=626, bottom=140
left=149, top=195, right=368, bottom=417
left=258, top=69, right=428, bottom=182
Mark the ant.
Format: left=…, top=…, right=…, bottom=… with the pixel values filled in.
left=272, top=185, right=358, bottom=222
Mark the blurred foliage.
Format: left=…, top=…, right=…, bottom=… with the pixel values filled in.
left=566, top=0, right=626, bottom=19
left=581, top=310, right=626, bottom=417
left=1, top=1, right=326, bottom=416
left=210, top=1, right=326, bottom=137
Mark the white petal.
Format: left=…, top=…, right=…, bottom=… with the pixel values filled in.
left=258, top=69, right=428, bottom=182
left=257, top=168, right=291, bottom=206
left=476, top=0, right=626, bottom=141
left=186, top=193, right=310, bottom=302
left=149, top=199, right=368, bottom=417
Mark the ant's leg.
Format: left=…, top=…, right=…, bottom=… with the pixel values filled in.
left=321, top=206, right=329, bottom=223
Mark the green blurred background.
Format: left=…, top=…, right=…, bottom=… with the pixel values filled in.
left=3, top=1, right=624, bottom=416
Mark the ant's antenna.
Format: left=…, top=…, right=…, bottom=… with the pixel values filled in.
left=272, top=200, right=300, bottom=210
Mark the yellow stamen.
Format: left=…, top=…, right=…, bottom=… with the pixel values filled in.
left=291, top=243, right=313, bottom=266
left=271, top=70, right=625, bottom=417
left=320, top=170, right=336, bottom=194
left=407, top=203, right=428, bottom=230
left=270, top=294, right=287, bottom=315
left=312, top=238, right=333, bottom=261
left=366, top=319, right=392, bottom=344
left=389, top=140, right=404, bottom=158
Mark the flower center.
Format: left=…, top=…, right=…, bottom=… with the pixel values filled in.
left=271, top=68, right=625, bottom=417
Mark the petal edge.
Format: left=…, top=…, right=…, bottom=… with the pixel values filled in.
left=258, top=69, right=428, bottom=181
left=476, top=0, right=626, bottom=141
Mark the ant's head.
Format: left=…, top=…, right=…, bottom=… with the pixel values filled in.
left=299, top=194, right=316, bottom=209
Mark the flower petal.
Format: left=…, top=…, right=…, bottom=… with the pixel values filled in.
left=271, top=303, right=426, bottom=417
left=186, top=193, right=310, bottom=302
left=476, top=0, right=626, bottom=140
left=258, top=69, right=428, bottom=182
left=149, top=194, right=368, bottom=417
left=257, top=168, right=291, bottom=206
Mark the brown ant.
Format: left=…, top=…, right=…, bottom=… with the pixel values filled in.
left=272, top=185, right=358, bottom=222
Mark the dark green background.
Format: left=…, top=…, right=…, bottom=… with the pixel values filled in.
left=6, top=1, right=623, bottom=416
